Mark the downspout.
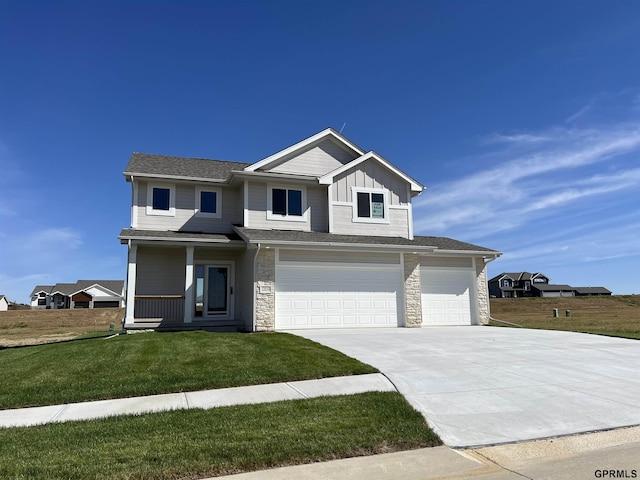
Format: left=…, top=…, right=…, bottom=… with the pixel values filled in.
left=252, top=243, right=261, bottom=332
left=483, top=255, right=499, bottom=326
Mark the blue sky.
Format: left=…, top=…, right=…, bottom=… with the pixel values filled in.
left=1, top=0, right=640, bottom=303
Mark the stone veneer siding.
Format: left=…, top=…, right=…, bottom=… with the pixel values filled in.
left=403, top=253, right=422, bottom=327
left=475, top=261, right=490, bottom=325
left=255, top=248, right=275, bottom=331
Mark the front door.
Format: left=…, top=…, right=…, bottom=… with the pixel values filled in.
left=195, top=263, right=233, bottom=320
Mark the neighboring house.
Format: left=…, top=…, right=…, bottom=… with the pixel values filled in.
left=30, top=281, right=125, bottom=309
left=532, top=284, right=576, bottom=298
left=0, top=295, right=9, bottom=311
left=120, top=128, right=501, bottom=332
left=489, top=272, right=612, bottom=298
left=488, top=272, right=550, bottom=298
left=573, top=287, right=612, bottom=296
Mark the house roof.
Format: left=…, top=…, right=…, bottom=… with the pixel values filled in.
left=532, top=284, right=574, bottom=291
left=72, top=280, right=125, bottom=297
left=124, top=153, right=251, bottom=182
left=234, top=227, right=499, bottom=254
left=0, top=295, right=7, bottom=303
left=244, top=128, right=365, bottom=172
left=573, top=287, right=612, bottom=295
left=318, top=151, right=424, bottom=194
left=489, top=272, right=548, bottom=282
left=119, top=229, right=244, bottom=244
left=30, top=285, right=54, bottom=297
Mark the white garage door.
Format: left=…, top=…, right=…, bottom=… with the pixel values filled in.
left=275, top=265, right=402, bottom=329
left=421, top=268, right=474, bottom=325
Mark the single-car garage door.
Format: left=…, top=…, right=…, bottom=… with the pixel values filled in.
left=275, top=260, right=403, bottom=330
left=421, top=267, right=475, bottom=325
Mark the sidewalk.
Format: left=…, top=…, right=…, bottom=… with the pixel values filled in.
left=0, top=373, right=395, bottom=428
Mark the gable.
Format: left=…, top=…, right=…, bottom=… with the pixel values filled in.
left=332, top=157, right=410, bottom=204
left=263, top=138, right=359, bottom=176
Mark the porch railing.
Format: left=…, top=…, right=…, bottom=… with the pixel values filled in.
left=134, top=295, right=185, bottom=320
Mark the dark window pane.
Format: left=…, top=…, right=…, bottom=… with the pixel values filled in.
left=288, top=189, right=302, bottom=216
left=200, top=191, right=217, bottom=213
left=371, top=193, right=384, bottom=218
left=357, top=192, right=370, bottom=217
left=272, top=188, right=286, bottom=215
left=152, top=188, right=170, bottom=210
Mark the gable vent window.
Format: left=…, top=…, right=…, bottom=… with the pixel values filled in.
left=269, top=186, right=305, bottom=221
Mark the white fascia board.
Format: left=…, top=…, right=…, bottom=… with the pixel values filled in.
left=229, top=170, right=319, bottom=183
left=69, top=284, right=122, bottom=298
left=318, top=151, right=425, bottom=193
left=123, top=172, right=228, bottom=184
left=238, top=239, right=438, bottom=253
left=120, top=237, right=246, bottom=248
left=430, top=250, right=503, bottom=258
left=244, top=128, right=365, bottom=172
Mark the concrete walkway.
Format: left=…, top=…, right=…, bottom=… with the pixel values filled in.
left=294, top=327, right=640, bottom=447
left=0, top=373, right=395, bottom=428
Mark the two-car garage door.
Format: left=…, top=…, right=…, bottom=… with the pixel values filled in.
left=274, top=250, right=476, bottom=329
left=275, top=251, right=403, bottom=329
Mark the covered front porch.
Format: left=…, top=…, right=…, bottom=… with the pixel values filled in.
left=122, top=232, right=252, bottom=331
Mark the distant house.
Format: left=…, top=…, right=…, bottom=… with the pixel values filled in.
left=0, top=295, right=9, bottom=311
left=30, top=281, right=125, bottom=309
left=489, top=272, right=612, bottom=298
left=532, top=284, right=575, bottom=298
left=573, top=287, right=612, bottom=296
left=488, top=272, right=550, bottom=298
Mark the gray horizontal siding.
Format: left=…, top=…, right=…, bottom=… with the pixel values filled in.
left=136, top=246, right=185, bottom=295
left=135, top=182, right=241, bottom=233
left=267, top=138, right=356, bottom=176
left=331, top=205, right=410, bottom=237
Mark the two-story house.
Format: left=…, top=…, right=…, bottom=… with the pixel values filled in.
left=488, top=272, right=550, bottom=298
left=120, top=129, right=501, bottom=331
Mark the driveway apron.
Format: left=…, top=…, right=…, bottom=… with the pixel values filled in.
left=293, top=327, right=640, bottom=448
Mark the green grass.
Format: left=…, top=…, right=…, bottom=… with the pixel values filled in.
left=0, top=392, right=441, bottom=480
left=490, top=296, right=640, bottom=339
left=0, top=331, right=376, bottom=409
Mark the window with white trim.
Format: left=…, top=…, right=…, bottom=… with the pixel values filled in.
left=267, top=185, right=306, bottom=221
left=146, top=183, right=175, bottom=216
left=352, top=188, right=389, bottom=223
left=195, top=187, right=222, bottom=218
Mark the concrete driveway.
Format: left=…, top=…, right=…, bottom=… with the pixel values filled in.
left=293, top=327, right=640, bottom=448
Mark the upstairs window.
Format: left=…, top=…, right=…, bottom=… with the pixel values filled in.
left=153, top=188, right=170, bottom=211
left=352, top=188, right=389, bottom=223
left=195, top=187, right=222, bottom=218
left=146, top=183, right=175, bottom=216
left=501, top=279, right=511, bottom=287
left=268, top=185, right=306, bottom=221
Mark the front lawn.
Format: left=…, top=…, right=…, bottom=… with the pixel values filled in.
left=0, top=331, right=376, bottom=409
left=0, top=392, right=441, bottom=479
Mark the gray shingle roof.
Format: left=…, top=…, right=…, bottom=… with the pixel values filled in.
left=30, top=285, right=54, bottom=297
left=234, top=227, right=498, bottom=252
left=50, top=283, right=78, bottom=295
left=532, top=284, right=574, bottom=291
left=124, top=153, right=251, bottom=181
left=119, top=229, right=243, bottom=243
left=573, top=287, right=611, bottom=295
left=74, top=280, right=125, bottom=296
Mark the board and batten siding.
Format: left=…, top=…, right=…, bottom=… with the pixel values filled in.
left=246, top=182, right=328, bottom=232
left=136, top=246, right=185, bottom=295
left=332, top=159, right=409, bottom=205
left=135, top=182, right=242, bottom=233
left=265, top=138, right=357, bottom=176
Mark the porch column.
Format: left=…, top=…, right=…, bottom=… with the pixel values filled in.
left=184, top=246, right=194, bottom=323
left=124, top=243, right=137, bottom=323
